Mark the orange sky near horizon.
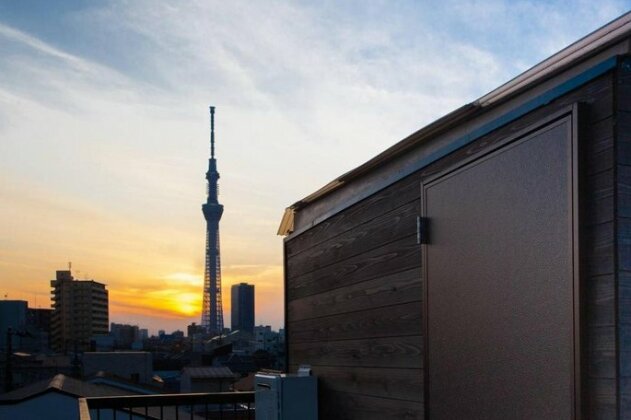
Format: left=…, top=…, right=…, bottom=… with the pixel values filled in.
left=1, top=1, right=625, bottom=336
left=0, top=169, right=285, bottom=334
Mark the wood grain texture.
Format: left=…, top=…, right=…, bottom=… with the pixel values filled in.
left=618, top=60, right=631, bottom=420
left=619, top=165, right=631, bottom=218
left=618, top=112, right=631, bottom=166
left=318, top=389, right=424, bottom=420
left=588, top=326, right=616, bottom=353
left=585, top=169, right=615, bottom=226
left=618, top=217, right=631, bottom=272
left=287, top=236, right=420, bottom=301
left=584, top=221, right=615, bottom=277
left=289, top=336, right=423, bottom=369
left=620, top=271, right=631, bottom=327
left=617, top=59, right=631, bottom=112
left=287, top=174, right=421, bottom=258
left=589, top=350, right=617, bottom=378
left=585, top=116, right=614, bottom=175
left=622, top=377, right=631, bottom=419
left=287, top=268, right=421, bottom=321
left=288, top=365, right=423, bottom=403
left=287, top=201, right=418, bottom=278
left=587, top=377, right=617, bottom=420
left=619, top=76, right=631, bottom=420
left=289, top=301, right=422, bottom=343
left=586, top=274, right=615, bottom=327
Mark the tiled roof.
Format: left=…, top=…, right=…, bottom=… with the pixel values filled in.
left=0, top=374, right=132, bottom=403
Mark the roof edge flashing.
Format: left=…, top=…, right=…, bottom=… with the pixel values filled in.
left=479, top=11, right=631, bottom=106
left=279, top=12, right=631, bottom=237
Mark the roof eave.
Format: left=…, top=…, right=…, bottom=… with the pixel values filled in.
left=277, top=12, right=631, bottom=237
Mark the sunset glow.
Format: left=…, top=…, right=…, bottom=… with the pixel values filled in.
left=0, top=1, right=625, bottom=334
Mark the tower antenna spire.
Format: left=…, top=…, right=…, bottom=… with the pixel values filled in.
left=210, top=106, right=215, bottom=159
left=201, top=105, right=224, bottom=335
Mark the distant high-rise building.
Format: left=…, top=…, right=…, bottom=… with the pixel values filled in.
left=201, top=106, right=225, bottom=336
left=50, top=270, right=108, bottom=353
left=231, top=283, right=254, bottom=334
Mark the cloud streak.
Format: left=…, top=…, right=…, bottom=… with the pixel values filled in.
left=0, top=1, right=628, bottom=333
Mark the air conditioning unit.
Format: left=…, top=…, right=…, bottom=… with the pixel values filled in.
left=255, top=366, right=317, bottom=420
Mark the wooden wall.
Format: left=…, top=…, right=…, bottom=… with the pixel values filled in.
left=285, top=172, right=424, bottom=419
left=285, top=68, right=619, bottom=419
left=616, top=58, right=631, bottom=419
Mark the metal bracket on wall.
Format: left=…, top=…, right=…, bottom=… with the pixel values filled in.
left=417, top=216, right=429, bottom=244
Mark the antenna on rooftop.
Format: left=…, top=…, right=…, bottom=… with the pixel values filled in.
left=68, top=261, right=72, bottom=271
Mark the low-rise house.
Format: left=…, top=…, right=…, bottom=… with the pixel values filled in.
left=180, top=367, right=236, bottom=393
left=0, top=374, right=131, bottom=420
left=82, top=352, right=152, bottom=384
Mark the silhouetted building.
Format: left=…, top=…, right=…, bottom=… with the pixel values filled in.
left=83, top=352, right=153, bottom=384
left=231, top=283, right=254, bottom=334
left=26, top=308, right=52, bottom=332
left=110, top=323, right=139, bottom=349
left=23, top=308, right=52, bottom=353
left=253, top=325, right=279, bottom=352
left=0, top=303, right=52, bottom=353
left=0, top=300, right=27, bottom=351
left=187, top=322, right=205, bottom=338
left=138, top=328, right=148, bottom=340
left=50, top=270, right=108, bottom=353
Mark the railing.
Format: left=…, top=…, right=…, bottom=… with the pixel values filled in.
left=78, top=391, right=255, bottom=420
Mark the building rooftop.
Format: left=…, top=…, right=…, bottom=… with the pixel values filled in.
left=0, top=374, right=131, bottom=403
left=181, top=367, right=235, bottom=379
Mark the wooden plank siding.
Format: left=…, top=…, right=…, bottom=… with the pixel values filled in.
left=616, top=58, right=631, bottom=419
left=286, top=172, right=424, bottom=417
left=285, top=70, right=617, bottom=418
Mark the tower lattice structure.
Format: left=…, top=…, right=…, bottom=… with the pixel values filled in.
left=201, top=106, right=224, bottom=335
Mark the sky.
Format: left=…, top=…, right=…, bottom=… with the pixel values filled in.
left=0, top=1, right=628, bottom=334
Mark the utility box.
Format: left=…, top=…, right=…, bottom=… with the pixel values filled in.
left=255, top=369, right=317, bottom=420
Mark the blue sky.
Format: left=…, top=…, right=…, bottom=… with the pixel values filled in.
left=0, top=1, right=629, bottom=332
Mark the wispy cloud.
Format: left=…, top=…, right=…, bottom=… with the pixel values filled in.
left=0, top=22, right=87, bottom=69
left=0, top=1, right=628, bottom=332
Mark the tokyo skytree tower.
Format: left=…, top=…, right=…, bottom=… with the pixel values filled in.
left=201, top=106, right=224, bottom=335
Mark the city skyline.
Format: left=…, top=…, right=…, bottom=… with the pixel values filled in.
left=0, top=1, right=628, bottom=334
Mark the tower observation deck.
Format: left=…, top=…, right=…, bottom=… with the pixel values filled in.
left=201, top=106, right=224, bottom=335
